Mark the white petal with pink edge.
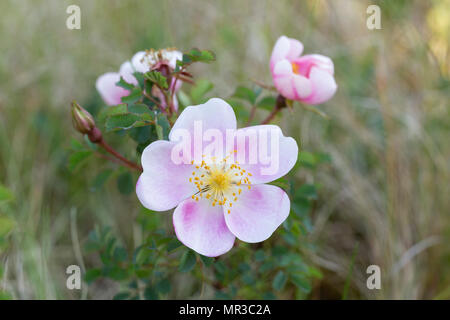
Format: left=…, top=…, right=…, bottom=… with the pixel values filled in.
left=95, top=72, right=129, bottom=106
left=169, top=98, right=237, bottom=142
left=119, top=61, right=138, bottom=85
left=224, top=184, right=290, bottom=243
left=234, top=125, right=298, bottom=184
left=270, top=36, right=304, bottom=71
left=302, top=67, right=337, bottom=105
left=136, top=140, right=197, bottom=211
left=173, top=198, right=236, bottom=257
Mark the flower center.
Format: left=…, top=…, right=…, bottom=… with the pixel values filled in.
left=188, top=152, right=253, bottom=214
left=292, top=62, right=300, bottom=75
left=207, top=170, right=232, bottom=192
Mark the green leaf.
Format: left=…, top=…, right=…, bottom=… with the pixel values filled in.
left=233, top=86, right=256, bottom=104
left=114, top=247, right=128, bottom=262
left=128, top=104, right=152, bottom=116
left=121, top=87, right=142, bottom=104
left=257, top=96, right=277, bottom=111
left=98, top=104, right=128, bottom=123
left=84, top=268, right=102, bottom=284
left=298, top=151, right=331, bottom=169
left=116, top=77, right=135, bottom=91
left=105, top=113, right=149, bottom=131
left=182, top=49, right=216, bottom=65
left=191, top=79, right=214, bottom=104
left=68, top=150, right=92, bottom=171
left=0, top=184, right=14, bottom=203
left=113, top=292, right=130, bottom=300
left=90, top=169, right=113, bottom=192
left=129, top=126, right=154, bottom=145
left=199, top=255, right=214, bottom=267
left=155, top=114, right=170, bottom=140
left=298, top=151, right=316, bottom=167
left=177, top=90, right=192, bottom=109
left=166, top=239, right=182, bottom=252
left=106, top=266, right=129, bottom=280
left=156, top=278, right=171, bottom=295
left=179, top=250, right=197, bottom=272
left=0, top=290, right=12, bottom=300
left=144, top=71, right=168, bottom=89
left=144, top=287, right=158, bottom=300
left=272, top=270, right=287, bottom=291
left=254, top=250, right=265, bottom=262
left=70, top=138, right=84, bottom=151
left=308, top=266, right=323, bottom=279
left=269, top=177, right=290, bottom=192
left=134, top=246, right=151, bottom=266
left=117, top=172, right=134, bottom=195
left=133, top=72, right=145, bottom=88
left=0, top=215, right=15, bottom=236
left=291, top=275, right=312, bottom=293
left=292, top=197, right=311, bottom=218
left=296, top=184, right=318, bottom=200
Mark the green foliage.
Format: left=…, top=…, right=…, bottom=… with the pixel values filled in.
left=117, top=171, right=134, bottom=195
left=144, top=71, right=168, bottom=89
left=272, top=271, right=287, bottom=291
left=0, top=184, right=14, bottom=203
left=233, top=86, right=259, bottom=105
left=179, top=250, right=197, bottom=272
left=190, top=79, right=214, bottom=104
left=179, top=49, right=216, bottom=67
left=116, top=77, right=135, bottom=91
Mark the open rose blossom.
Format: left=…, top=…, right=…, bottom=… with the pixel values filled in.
left=96, top=49, right=183, bottom=109
left=136, top=98, right=298, bottom=257
left=270, top=36, right=337, bottom=105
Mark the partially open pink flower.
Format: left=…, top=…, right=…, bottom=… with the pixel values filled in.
left=270, top=36, right=337, bottom=105
left=136, top=98, right=298, bottom=257
left=96, top=49, right=182, bottom=109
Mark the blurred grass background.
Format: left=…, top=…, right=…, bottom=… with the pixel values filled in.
left=0, top=0, right=449, bottom=299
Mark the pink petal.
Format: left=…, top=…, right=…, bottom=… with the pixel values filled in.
left=173, top=198, right=235, bottom=257
left=95, top=72, right=130, bottom=105
left=272, top=60, right=296, bottom=100
left=270, top=36, right=290, bottom=71
left=136, top=140, right=197, bottom=211
left=224, top=184, right=290, bottom=243
left=286, top=38, right=304, bottom=61
left=119, top=61, right=138, bottom=85
left=167, top=50, right=183, bottom=70
left=169, top=98, right=237, bottom=142
left=292, top=74, right=312, bottom=99
left=233, top=125, right=298, bottom=184
left=270, top=36, right=303, bottom=71
left=292, top=54, right=334, bottom=78
left=131, top=51, right=150, bottom=73
left=273, top=59, right=293, bottom=77
left=301, top=67, right=337, bottom=105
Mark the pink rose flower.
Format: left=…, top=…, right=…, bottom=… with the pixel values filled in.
left=270, top=36, right=337, bottom=105
left=136, top=98, right=298, bottom=257
left=96, top=49, right=183, bottom=109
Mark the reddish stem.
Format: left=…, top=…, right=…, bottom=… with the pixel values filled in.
left=261, top=95, right=287, bottom=124
left=99, top=139, right=143, bottom=172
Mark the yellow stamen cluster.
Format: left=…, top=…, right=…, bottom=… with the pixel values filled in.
left=292, top=62, right=300, bottom=75
left=141, top=48, right=179, bottom=69
left=188, top=152, right=253, bottom=214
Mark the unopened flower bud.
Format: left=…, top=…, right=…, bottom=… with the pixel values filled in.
left=71, top=101, right=95, bottom=134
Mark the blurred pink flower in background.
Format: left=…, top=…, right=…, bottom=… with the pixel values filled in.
left=136, top=98, right=298, bottom=257
left=96, top=49, right=182, bottom=109
left=270, top=36, right=337, bottom=105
